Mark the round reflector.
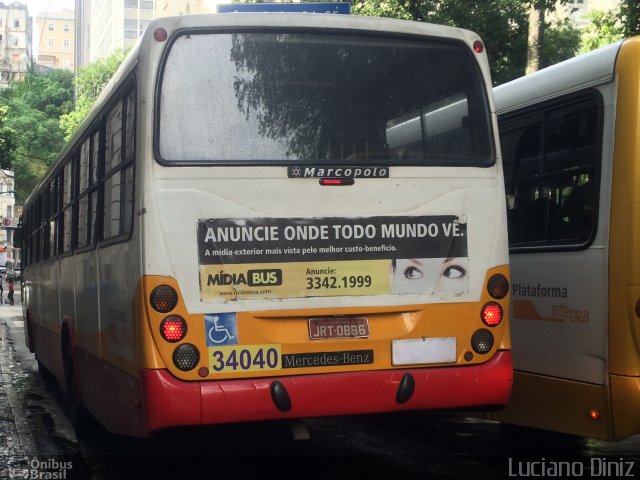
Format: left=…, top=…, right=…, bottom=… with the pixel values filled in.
left=471, top=329, right=494, bottom=354
left=473, top=40, right=484, bottom=53
left=154, top=28, right=168, bottom=41
left=160, top=316, right=187, bottom=343
left=487, top=274, right=509, bottom=299
left=173, top=344, right=200, bottom=371
left=151, top=285, right=178, bottom=313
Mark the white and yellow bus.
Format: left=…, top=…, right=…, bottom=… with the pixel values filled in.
left=491, top=37, right=640, bottom=441
left=20, top=7, right=511, bottom=437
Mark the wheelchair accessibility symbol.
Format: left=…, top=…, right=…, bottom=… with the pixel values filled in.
left=205, top=313, right=238, bottom=346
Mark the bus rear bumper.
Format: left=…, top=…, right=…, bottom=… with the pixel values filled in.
left=141, top=350, right=512, bottom=435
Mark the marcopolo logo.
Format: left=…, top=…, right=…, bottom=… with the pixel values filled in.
left=207, top=269, right=282, bottom=287
left=288, top=166, right=389, bottom=178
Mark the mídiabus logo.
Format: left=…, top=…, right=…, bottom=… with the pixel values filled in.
left=207, top=269, right=283, bottom=287
left=288, top=166, right=389, bottom=178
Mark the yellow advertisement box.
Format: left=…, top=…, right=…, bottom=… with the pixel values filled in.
left=200, top=260, right=391, bottom=301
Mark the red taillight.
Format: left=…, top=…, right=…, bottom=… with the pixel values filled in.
left=319, top=178, right=355, bottom=186
left=481, top=302, right=503, bottom=327
left=487, top=274, right=509, bottom=299
left=473, top=40, right=484, bottom=53
left=160, top=316, right=187, bottom=343
left=151, top=285, right=178, bottom=313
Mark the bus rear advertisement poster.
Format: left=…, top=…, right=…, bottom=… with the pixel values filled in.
left=197, top=216, right=469, bottom=300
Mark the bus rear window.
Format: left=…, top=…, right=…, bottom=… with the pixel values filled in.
left=157, top=30, right=493, bottom=166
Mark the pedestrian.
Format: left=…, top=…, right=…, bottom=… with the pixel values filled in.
left=0, top=275, right=3, bottom=304
left=7, top=277, right=13, bottom=305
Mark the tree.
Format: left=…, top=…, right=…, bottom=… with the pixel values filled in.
left=525, top=1, right=545, bottom=74
left=544, top=18, right=581, bottom=67
left=9, top=69, right=73, bottom=118
left=524, top=0, right=581, bottom=74
left=60, top=48, right=128, bottom=141
left=352, top=0, right=531, bottom=84
left=0, top=49, right=127, bottom=203
left=619, top=0, right=640, bottom=37
left=0, top=70, right=74, bottom=201
left=580, top=9, right=624, bottom=53
left=0, top=105, right=17, bottom=170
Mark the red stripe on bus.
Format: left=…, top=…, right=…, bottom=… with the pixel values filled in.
left=140, top=351, right=512, bottom=436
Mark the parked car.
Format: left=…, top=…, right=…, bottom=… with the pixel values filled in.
left=0, top=265, right=6, bottom=275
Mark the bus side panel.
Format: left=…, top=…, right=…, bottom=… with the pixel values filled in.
left=37, top=261, right=65, bottom=381
left=63, top=346, right=146, bottom=437
left=610, top=374, right=640, bottom=440
left=71, top=241, right=140, bottom=434
left=56, top=256, right=76, bottom=324
left=608, top=37, right=640, bottom=377
left=100, top=353, right=145, bottom=436
left=97, top=241, right=140, bottom=417
left=59, top=254, right=75, bottom=342
left=608, top=38, right=640, bottom=440
left=74, top=251, right=101, bottom=358
left=23, top=266, right=41, bottom=355
left=98, top=242, right=138, bottom=374
left=492, top=371, right=612, bottom=440
left=509, top=249, right=608, bottom=384
left=33, top=326, right=64, bottom=383
left=74, top=250, right=105, bottom=420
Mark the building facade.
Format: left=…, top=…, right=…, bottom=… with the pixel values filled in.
left=74, top=0, right=89, bottom=69
left=74, top=0, right=156, bottom=66
left=564, top=0, right=622, bottom=26
left=0, top=170, right=17, bottom=268
left=36, top=8, right=75, bottom=71
left=155, top=0, right=217, bottom=16
left=0, top=2, right=32, bottom=87
left=74, top=0, right=226, bottom=67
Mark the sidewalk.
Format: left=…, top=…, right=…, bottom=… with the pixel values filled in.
left=0, top=286, right=38, bottom=477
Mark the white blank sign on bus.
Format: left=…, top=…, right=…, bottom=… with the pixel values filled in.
left=391, top=337, right=457, bottom=365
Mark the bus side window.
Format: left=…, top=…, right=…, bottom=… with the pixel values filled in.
left=501, top=122, right=543, bottom=244
left=501, top=94, right=600, bottom=248
left=554, top=175, right=593, bottom=242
